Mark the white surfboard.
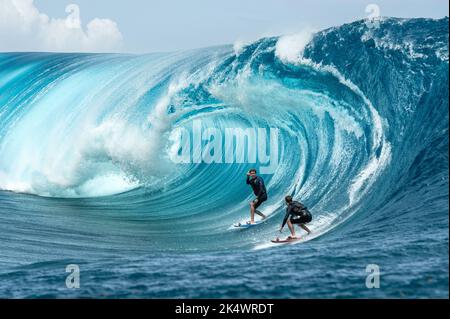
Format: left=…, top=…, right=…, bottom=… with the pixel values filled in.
left=233, top=220, right=265, bottom=228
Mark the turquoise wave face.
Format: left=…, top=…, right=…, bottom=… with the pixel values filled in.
left=0, top=18, right=448, bottom=252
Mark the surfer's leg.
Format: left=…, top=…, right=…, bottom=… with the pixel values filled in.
left=255, top=210, right=266, bottom=219
left=299, top=223, right=311, bottom=234
left=249, top=201, right=256, bottom=223
left=253, top=196, right=267, bottom=219
left=287, top=219, right=297, bottom=238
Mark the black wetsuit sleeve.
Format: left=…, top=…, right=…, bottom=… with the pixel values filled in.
left=281, top=206, right=292, bottom=229
left=246, top=176, right=251, bottom=184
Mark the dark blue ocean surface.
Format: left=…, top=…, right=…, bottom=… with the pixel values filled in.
left=0, top=17, right=448, bottom=298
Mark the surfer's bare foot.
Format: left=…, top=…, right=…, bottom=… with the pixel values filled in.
left=287, top=236, right=298, bottom=240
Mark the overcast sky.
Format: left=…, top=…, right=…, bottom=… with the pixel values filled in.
left=0, top=0, right=448, bottom=53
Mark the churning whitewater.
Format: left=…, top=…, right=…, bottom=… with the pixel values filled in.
left=0, top=17, right=448, bottom=298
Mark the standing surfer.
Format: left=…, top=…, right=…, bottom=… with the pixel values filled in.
left=246, top=169, right=268, bottom=224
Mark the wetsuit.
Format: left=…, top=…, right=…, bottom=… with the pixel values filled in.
left=281, top=200, right=312, bottom=229
left=246, top=175, right=268, bottom=209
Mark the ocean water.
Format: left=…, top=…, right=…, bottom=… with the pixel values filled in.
left=0, top=17, right=448, bottom=298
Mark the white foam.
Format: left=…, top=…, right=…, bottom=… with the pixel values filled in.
left=253, top=213, right=338, bottom=250
left=0, top=72, right=192, bottom=198
left=275, top=29, right=314, bottom=64
left=233, top=40, right=249, bottom=56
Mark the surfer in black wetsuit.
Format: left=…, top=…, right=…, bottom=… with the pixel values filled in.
left=246, top=168, right=267, bottom=224
left=279, top=195, right=312, bottom=239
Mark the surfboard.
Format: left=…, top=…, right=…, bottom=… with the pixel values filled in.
left=233, top=220, right=264, bottom=228
left=271, top=237, right=301, bottom=244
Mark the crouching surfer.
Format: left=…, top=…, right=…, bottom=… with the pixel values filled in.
left=246, top=168, right=267, bottom=224
left=279, top=195, right=312, bottom=240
